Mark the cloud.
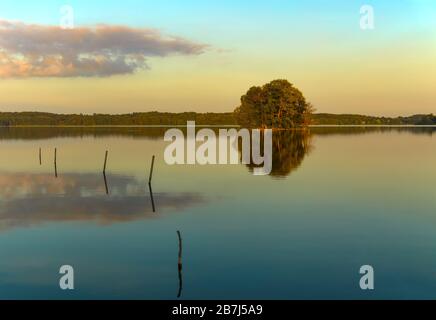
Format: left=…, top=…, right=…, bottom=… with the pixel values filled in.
left=0, top=20, right=208, bottom=78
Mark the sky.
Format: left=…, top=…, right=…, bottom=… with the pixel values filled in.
left=0, top=0, right=435, bottom=116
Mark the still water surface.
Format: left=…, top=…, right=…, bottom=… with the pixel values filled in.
left=0, top=127, right=435, bottom=299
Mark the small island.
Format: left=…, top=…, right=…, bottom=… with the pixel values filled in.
left=234, top=79, right=314, bottom=129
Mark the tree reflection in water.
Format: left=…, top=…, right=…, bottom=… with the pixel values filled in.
left=244, top=129, right=313, bottom=178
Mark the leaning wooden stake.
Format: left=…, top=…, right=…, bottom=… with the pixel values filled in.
left=148, top=155, right=155, bottom=184
left=103, top=150, right=108, bottom=174
left=54, top=148, right=58, bottom=178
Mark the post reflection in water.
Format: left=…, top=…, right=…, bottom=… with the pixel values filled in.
left=103, top=173, right=109, bottom=195
left=102, top=172, right=156, bottom=209
left=148, top=183, right=156, bottom=213
left=177, top=230, right=183, bottom=299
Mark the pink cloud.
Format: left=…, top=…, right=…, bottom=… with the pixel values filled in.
left=0, top=20, right=208, bottom=77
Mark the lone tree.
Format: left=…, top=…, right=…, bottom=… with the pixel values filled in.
left=234, top=79, right=314, bottom=129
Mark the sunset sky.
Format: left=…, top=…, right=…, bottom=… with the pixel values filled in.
left=0, top=0, right=435, bottom=116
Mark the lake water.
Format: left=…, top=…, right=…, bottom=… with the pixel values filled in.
left=0, top=127, right=435, bottom=300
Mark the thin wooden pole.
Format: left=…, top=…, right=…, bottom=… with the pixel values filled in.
left=103, top=150, right=108, bottom=174
left=148, top=155, right=155, bottom=184
left=39, top=148, right=42, bottom=165
left=54, top=148, right=57, bottom=178
left=177, top=230, right=183, bottom=298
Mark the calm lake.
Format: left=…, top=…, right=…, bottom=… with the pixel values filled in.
left=0, top=127, right=435, bottom=299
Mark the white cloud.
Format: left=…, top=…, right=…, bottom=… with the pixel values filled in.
left=0, top=20, right=208, bottom=77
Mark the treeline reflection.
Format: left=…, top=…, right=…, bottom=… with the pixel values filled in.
left=1, top=126, right=435, bottom=180
left=1, top=126, right=436, bottom=141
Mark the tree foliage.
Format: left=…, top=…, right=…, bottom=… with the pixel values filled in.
left=234, top=79, right=314, bottom=129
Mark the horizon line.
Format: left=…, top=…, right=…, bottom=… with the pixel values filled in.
left=0, top=110, right=435, bottom=118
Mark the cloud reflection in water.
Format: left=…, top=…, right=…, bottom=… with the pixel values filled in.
left=0, top=173, right=204, bottom=231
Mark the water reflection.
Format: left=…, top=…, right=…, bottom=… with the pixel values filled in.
left=310, top=126, right=436, bottom=136
left=103, top=173, right=109, bottom=195
left=0, top=126, right=168, bottom=140
left=148, top=155, right=157, bottom=212
left=1, top=126, right=435, bottom=141
left=177, top=230, right=183, bottom=298
left=0, top=173, right=204, bottom=232
left=244, top=129, right=313, bottom=178
left=148, top=183, right=156, bottom=213
left=1, top=127, right=436, bottom=299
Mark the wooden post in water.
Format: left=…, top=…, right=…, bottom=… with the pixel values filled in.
left=102, top=151, right=109, bottom=194
left=177, top=230, right=183, bottom=298
left=39, top=148, right=42, bottom=165
left=54, top=148, right=58, bottom=178
left=103, top=151, right=108, bottom=174
left=148, top=155, right=155, bottom=184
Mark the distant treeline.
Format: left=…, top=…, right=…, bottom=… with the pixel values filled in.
left=0, top=111, right=435, bottom=126
left=312, top=113, right=436, bottom=125
left=0, top=112, right=237, bottom=126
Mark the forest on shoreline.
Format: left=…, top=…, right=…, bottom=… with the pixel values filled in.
left=0, top=111, right=435, bottom=126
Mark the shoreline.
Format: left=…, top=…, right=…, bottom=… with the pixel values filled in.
left=1, top=125, right=436, bottom=128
